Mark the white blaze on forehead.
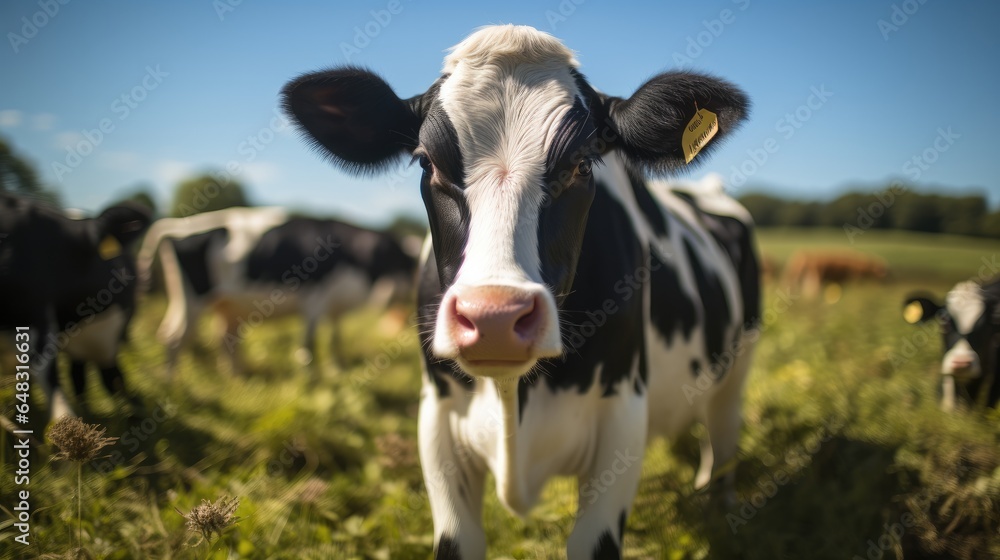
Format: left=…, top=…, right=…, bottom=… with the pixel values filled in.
left=947, top=281, right=986, bottom=334
left=438, top=25, right=581, bottom=285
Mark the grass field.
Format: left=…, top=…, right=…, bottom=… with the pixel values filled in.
left=2, top=228, right=999, bottom=559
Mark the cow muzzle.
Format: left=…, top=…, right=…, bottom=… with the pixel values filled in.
left=434, top=284, right=560, bottom=375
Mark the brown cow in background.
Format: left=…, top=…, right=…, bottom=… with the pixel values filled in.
left=783, top=250, right=888, bottom=301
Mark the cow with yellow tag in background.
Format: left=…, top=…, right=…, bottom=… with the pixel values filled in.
left=0, top=193, right=152, bottom=421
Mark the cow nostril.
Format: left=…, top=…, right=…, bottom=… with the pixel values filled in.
left=514, top=297, right=541, bottom=339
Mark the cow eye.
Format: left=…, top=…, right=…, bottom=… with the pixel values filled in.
left=418, top=155, right=433, bottom=171
left=576, top=159, right=593, bottom=177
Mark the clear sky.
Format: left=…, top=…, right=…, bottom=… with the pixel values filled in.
left=2, top=0, right=998, bottom=225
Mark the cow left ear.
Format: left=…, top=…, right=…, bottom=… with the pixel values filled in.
left=282, top=67, right=423, bottom=176
left=600, top=71, right=749, bottom=175
left=902, top=294, right=942, bottom=324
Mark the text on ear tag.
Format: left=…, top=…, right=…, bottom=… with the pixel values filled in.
left=682, top=108, right=719, bottom=164
left=99, top=235, right=122, bottom=260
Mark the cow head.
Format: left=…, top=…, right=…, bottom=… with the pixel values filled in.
left=904, top=281, right=1000, bottom=382
left=283, top=25, right=748, bottom=379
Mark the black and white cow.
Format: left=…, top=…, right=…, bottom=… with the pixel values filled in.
left=904, top=277, right=1000, bottom=411
left=136, top=207, right=417, bottom=376
left=0, top=194, right=152, bottom=420
left=283, top=25, right=757, bottom=559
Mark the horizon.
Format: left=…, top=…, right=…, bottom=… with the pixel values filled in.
left=2, top=1, right=998, bottom=225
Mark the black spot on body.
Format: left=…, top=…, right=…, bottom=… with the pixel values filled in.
left=690, top=359, right=701, bottom=378
left=172, top=228, right=228, bottom=296
left=435, top=535, right=462, bottom=560
left=648, top=248, right=698, bottom=346
left=684, top=238, right=732, bottom=369
left=627, top=171, right=668, bottom=238
left=592, top=529, right=620, bottom=560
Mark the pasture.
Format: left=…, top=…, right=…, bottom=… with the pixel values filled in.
left=2, top=228, right=999, bottom=559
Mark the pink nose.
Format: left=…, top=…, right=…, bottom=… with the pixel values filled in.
left=449, top=286, right=544, bottom=364
left=951, top=358, right=973, bottom=370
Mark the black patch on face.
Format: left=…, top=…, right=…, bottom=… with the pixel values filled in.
left=172, top=228, right=228, bottom=297
left=531, top=183, right=645, bottom=397
left=690, top=359, right=701, bottom=378
left=418, top=247, right=475, bottom=398
left=434, top=535, right=462, bottom=560
left=684, top=238, right=732, bottom=369
left=421, top=172, right=471, bottom=290
left=538, top=171, right=596, bottom=305
left=592, top=529, right=620, bottom=560
left=546, top=97, right=596, bottom=174
left=420, top=103, right=465, bottom=186
left=648, top=248, right=698, bottom=346
left=626, top=170, right=668, bottom=238
left=618, top=509, right=627, bottom=542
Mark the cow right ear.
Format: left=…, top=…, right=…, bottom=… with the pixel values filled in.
left=282, top=67, right=423, bottom=175
left=902, top=294, right=942, bottom=324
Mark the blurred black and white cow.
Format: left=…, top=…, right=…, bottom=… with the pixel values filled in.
left=284, top=25, right=758, bottom=559
left=0, top=194, right=152, bottom=420
left=904, top=277, right=1000, bottom=411
left=136, top=207, right=416, bottom=375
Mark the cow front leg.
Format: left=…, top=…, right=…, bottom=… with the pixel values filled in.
left=569, top=398, right=647, bottom=560
left=419, top=384, right=486, bottom=560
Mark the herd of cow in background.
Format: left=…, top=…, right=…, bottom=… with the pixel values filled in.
left=1, top=23, right=999, bottom=560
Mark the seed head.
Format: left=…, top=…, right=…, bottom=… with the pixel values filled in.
left=47, top=417, right=118, bottom=463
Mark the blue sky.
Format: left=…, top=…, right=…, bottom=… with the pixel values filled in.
left=2, top=0, right=998, bottom=225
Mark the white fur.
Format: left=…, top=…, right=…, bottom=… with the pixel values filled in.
left=431, top=26, right=582, bottom=365
left=947, top=281, right=985, bottom=335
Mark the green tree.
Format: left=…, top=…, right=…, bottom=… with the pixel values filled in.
left=170, top=174, right=249, bottom=217
left=0, top=136, right=60, bottom=205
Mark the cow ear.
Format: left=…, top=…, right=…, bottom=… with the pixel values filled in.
left=601, top=71, right=749, bottom=175
left=902, top=294, right=942, bottom=324
left=282, top=67, right=423, bottom=175
left=97, top=202, right=153, bottom=248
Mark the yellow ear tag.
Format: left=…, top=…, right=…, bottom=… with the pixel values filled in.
left=99, top=235, right=122, bottom=260
left=903, top=301, right=924, bottom=324
left=682, top=108, right=719, bottom=164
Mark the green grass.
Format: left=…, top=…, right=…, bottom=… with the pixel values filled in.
left=2, top=229, right=999, bottom=559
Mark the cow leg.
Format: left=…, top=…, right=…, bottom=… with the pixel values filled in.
left=329, top=317, right=345, bottom=369
left=419, top=385, right=487, bottom=560
left=34, top=318, right=74, bottom=421
left=214, top=303, right=245, bottom=376
left=158, top=299, right=202, bottom=378
left=568, top=396, right=647, bottom=560
left=70, top=360, right=88, bottom=398
left=696, top=337, right=754, bottom=503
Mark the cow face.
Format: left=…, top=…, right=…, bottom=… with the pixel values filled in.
left=904, top=282, right=1000, bottom=381
left=283, top=25, right=748, bottom=379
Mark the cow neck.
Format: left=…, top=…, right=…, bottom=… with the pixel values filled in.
left=491, top=377, right=529, bottom=512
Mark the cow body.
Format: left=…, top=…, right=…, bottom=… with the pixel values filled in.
left=904, top=278, right=1000, bottom=410
left=137, top=207, right=415, bottom=375
left=284, top=25, right=755, bottom=559
left=0, top=194, right=151, bottom=419
left=783, top=250, right=888, bottom=300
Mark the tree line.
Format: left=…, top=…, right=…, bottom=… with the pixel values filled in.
left=739, top=186, right=1000, bottom=238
